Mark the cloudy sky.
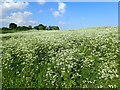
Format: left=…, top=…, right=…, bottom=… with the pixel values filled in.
left=0, top=0, right=118, bottom=29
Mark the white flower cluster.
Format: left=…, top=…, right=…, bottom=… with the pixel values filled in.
left=2, top=27, right=119, bottom=88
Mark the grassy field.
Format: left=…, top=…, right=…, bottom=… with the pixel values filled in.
left=0, top=34, right=2, bottom=89
left=1, top=26, right=120, bottom=88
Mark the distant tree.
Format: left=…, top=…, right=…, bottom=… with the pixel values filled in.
left=9, top=23, right=17, bottom=29
left=2, top=27, right=10, bottom=30
left=45, top=26, right=48, bottom=30
left=50, top=26, right=60, bottom=30
left=28, top=25, right=32, bottom=30
left=16, top=26, right=30, bottom=31
left=33, top=24, right=46, bottom=30
left=16, top=26, right=23, bottom=30
left=21, top=26, right=29, bottom=30
left=34, top=26, right=39, bottom=30
left=38, top=24, right=46, bottom=30
left=7, top=23, right=60, bottom=31
left=44, top=26, right=47, bottom=30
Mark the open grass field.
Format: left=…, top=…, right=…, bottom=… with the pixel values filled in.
left=1, top=26, right=120, bottom=88
left=0, top=36, right=2, bottom=89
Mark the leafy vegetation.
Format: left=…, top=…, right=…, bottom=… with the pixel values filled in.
left=1, top=23, right=60, bottom=34
left=9, top=23, right=17, bottom=29
left=1, top=26, right=120, bottom=88
left=0, top=34, right=2, bottom=89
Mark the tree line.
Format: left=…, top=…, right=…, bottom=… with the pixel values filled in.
left=1, top=23, right=60, bottom=31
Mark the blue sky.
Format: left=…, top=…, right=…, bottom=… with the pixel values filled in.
left=1, top=2, right=118, bottom=30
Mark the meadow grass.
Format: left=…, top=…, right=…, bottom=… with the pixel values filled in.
left=1, top=26, right=120, bottom=88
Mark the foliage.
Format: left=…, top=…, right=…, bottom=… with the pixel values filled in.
left=34, top=24, right=46, bottom=30
left=33, top=24, right=60, bottom=30
left=9, top=23, right=17, bottom=29
left=1, top=23, right=60, bottom=33
left=2, top=27, right=119, bottom=88
left=28, top=25, right=32, bottom=30
left=50, top=26, right=60, bottom=30
left=2, top=27, right=10, bottom=30
left=16, top=26, right=32, bottom=31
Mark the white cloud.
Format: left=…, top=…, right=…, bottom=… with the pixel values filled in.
left=0, top=0, right=28, bottom=17
left=2, top=0, right=13, bottom=2
left=53, top=11, right=60, bottom=17
left=1, top=11, right=38, bottom=26
left=58, top=2, right=66, bottom=14
left=37, top=0, right=46, bottom=5
left=52, top=2, right=66, bottom=17
left=0, top=0, right=36, bottom=27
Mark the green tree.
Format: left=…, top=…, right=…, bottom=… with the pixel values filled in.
left=34, top=24, right=46, bottom=30
left=34, top=26, right=39, bottom=30
left=2, top=27, right=10, bottom=30
left=9, top=23, right=17, bottom=29
left=38, top=24, right=46, bottom=30
left=16, top=26, right=30, bottom=31
left=28, top=25, right=32, bottom=30
left=50, top=26, right=60, bottom=30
